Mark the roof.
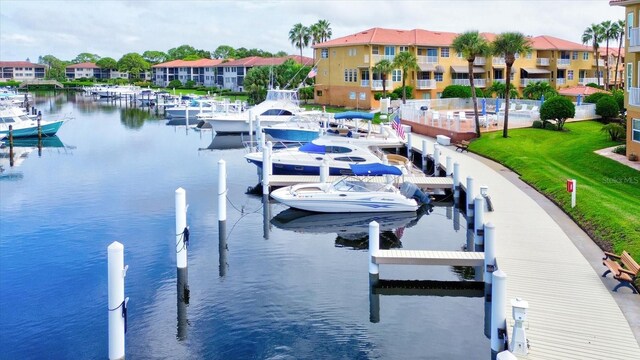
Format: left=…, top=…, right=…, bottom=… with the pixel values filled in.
left=523, top=68, right=551, bottom=74
left=152, top=59, right=224, bottom=68
left=66, top=62, right=99, bottom=69
left=528, top=35, right=590, bottom=51
left=0, top=61, right=46, bottom=68
left=221, top=55, right=313, bottom=67
left=558, top=85, right=609, bottom=97
left=451, top=65, right=484, bottom=73
left=610, top=0, right=640, bottom=5
left=599, top=47, right=625, bottom=57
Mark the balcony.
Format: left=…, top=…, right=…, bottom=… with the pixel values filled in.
left=417, top=55, right=438, bottom=64
left=371, top=80, right=392, bottom=90
left=556, top=78, right=566, bottom=85
left=594, top=59, right=605, bottom=67
left=629, top=87, right=640, bottom=107
left=416, top=79, right=436, bottom=89
left=630, top=27, right=640, bottom=48
left=493, top=79, right=506, bottom=84
left=578, top=77, right=603, bottom=85
left=452, top=78, right=486, bottom=87
left=536, top=58, right=550, bottom=66
left=473, top=57, right=486, bottom=66
left=371, top=54, right=395, bottom=63
left=492, top=57, right=506, bottom=66
left=557, top=59, right=571, bottom=67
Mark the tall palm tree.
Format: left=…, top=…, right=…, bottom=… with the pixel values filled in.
left=601, top=20, right=615, bottom=90
left=452, top=31, right=490, bottom=137
left=491, top=32, right=532, bottom=138
left=289, top=23, right=310, bottom=60
left=582, top=23, right=603, bottom=87
left=392, top=51, right=419, bottom=104
left=613, top=19, right=625, bottom=89
left=315, top=19, right=332, bottom=43
left=522, top=81, right=557, bottom=100
left=373, top=59, right=394, bottom=97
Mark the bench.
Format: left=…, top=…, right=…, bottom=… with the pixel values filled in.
left=602, top=250, right=639, bottom=294
left=454, top=140, right=470, bottom=152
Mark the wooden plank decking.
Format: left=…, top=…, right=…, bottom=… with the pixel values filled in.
left=373, top=250, right=484, bottom=266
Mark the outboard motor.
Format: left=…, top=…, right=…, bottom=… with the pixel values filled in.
left=400, top=182, right=432, bottom=205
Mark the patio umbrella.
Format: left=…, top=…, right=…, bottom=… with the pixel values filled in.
left=481, top=98, right=486, bottom=116
left=577, top=94, right=582, bottom=106
left=495, top=98, right=501, bottom=113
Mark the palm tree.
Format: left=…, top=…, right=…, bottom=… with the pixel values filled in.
left=582, top=23, right=603, bottom=87
left=373, top=59, right=394, bottom=97
left=601, top=20, right=616, bottom=90
left=491, top=32, right=532, bottom=138
left=314, top=20, right=332, bottom=43
left=289, top=23, right=310, bottom=60
left=613, top=19, right=625, bottom=89
left=522, top=81, right=557, bottom=100
left=452, top=31, right=490, bottom=137
left=392, top=51, right=419, bottom=104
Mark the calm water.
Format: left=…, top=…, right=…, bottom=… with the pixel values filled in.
left=0, top=93, right=489, bottom=359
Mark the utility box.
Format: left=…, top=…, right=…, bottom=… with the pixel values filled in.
left=436, top=135, right=451, bottom=146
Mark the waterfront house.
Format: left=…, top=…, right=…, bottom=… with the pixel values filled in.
left=311, top=28, right=597, bottom=109
left=611, top=0, right=640, bottom=159
left=0, top=61, right=46, bottom=81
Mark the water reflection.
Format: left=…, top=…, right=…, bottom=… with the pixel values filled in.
left=120, top=107, right=162, bottom=130
left=1, top=136, right=70, bottom=178
left=198, top=133, right=245, bottom=151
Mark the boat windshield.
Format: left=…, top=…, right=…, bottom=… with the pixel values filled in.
left=333, top=178, right=390, bottom=193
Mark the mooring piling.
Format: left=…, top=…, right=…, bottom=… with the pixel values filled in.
left=484, top=223, right=496, bottom=283
left=421, top=139, right=429, bottom=172
left=175, top=188, right=188, bottom=270
left=446, top=156, right=452, bottom=176
left=491, top=270, right=508, bottom=356
left=262, top=141, right=273, bottom=195
left=369, top=273, right=380, bottom=323
left=466, top=176, right=475, bottom=218
left=474, top=195, right=485, bottom=246
left=406, top=133, right=413, bottom=159
left=108, top=241, right=128, bottom=360
left=218, top=158, right=228, bottom=276
left=368, top=221, right=380, bottom=275
left=453, top=162, right=460, bottom=202
left=320, top=159, right=329, bottom=183
left=433, top=143, right=440, bottom=176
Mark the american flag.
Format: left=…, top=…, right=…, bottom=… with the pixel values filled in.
left=392, top=113, right=405, bottom=140
left=307, top=67, right=317, bottom=78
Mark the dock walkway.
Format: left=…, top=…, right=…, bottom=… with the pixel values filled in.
left=407, top=132, right=640, bottom=358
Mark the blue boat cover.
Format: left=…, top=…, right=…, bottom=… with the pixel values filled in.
left=299, top=142, right=326, bottom=154
left=349, top=163, right=402, bottom=176
left=334, top=111, right=375, bottom=120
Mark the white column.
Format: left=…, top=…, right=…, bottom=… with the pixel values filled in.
left=218, top=160, right=227, bottom=222
left=175, top=188, right=187, bottom=269
left=108, top=241, right=127, bottom=360
left=433, top=144, right=440, bottom=176
left=491, top=270, right=507, bottom=354
left=453, top=162, right=460, bottom=200
left=368, top=221, right=380, bottom=275
left=421, top=139, right=429, bottom=172
left=484, top=223, right=496, bottom=283
left=466, top=176, right=475, bottom=218
left=446, top=156, right=452, bottom=176
left=262, top=141, right=273, bottom=194
left=406, top=133, right=413, bottom=159
left=320, top=159, right=329, bottom=182
left=474, top=195, right=485, bottom=246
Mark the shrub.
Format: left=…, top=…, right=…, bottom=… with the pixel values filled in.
left=544, top=121, right=557, bottom=130
left=392, top=86, right=414, bottom=100
left=184, top=80, right=196, bottom=89
left=612, top=90, right=624, bottom=110
left=373, top=92, right=382, bottom=101
left=601, top=123, right=626, bottom=141
left=595, top=96, right=620, bottom=121
left=612, top=145, right=627, bottom=155
left=585, top=82, right=603, bottom=89
left=389, top=92, right=399, bottom=100
left=540, top=96, right=575, bottom=130
left=532, top=120, right=543, bottom=128
left=167, top=79, right=182, bottom=88
left=583, top=92, right=609, bottom=104
left=442, top=85, right=472, bottom=98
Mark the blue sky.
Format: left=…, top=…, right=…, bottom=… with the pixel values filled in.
left=0, top=0, right=625, bottom=62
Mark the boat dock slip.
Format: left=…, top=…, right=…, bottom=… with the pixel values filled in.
left=373, top=250, right=484, bottom=266
left=268, top=175, right=453, bottom=189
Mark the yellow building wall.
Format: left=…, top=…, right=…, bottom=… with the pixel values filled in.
left=623, top=4, right=640, bottom=159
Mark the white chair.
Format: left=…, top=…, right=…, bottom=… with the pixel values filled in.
left=518, top=104, right=528, bottom=112
left=432, top=111, right=441, bottom=127
left=509, top=103, right=517, bottom=111
left=530, top=105, right=539, bottom=113
left=458, top=111, right=468, bottom=121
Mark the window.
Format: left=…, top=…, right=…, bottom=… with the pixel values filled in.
left=344, top=69, right=357, bottom=82
left=321, top=49, right=329, bottom=58
left=456, top=52, right=462, bottom=58
left=627, top=63, right=633, bottom=90
left=361, top=69, right=369, bottom=80
left=628, top=12, right=634, bottom=39
left=633, top=119, right=640, bottom=142
left=359, top=92, right=366, bottom=100
left=372, top=46, right=379, bottom=55
left=441, top=47, right=449, bottom=58
left=572, top=52, right=578, bottom=60
left=567, top=70, right=574, bottom=80
left=583, top=52, right=589, bottom=60
left=316, top=90, right=323, bottom=96
left=384, top=46, right=395, bottom=58
left=349, top=91, right=356, bottom=100
left=399, top=46, right=409, bottom=53
left=526, top=52, right=532, bottom=59
left=348, top=48, right=356, bottom=56
left=434, top=72, right=443, bottom=82
left=392, top=69, right=402, bottom=82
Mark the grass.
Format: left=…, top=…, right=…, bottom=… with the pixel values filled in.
left=469, top=121, right=640, bottom=261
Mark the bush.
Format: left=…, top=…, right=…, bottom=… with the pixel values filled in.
left=389, top=92, right=399, bottom=100
left=595, top=96, right=620, bottom=121
left=442, top=85, right=472, bottom=98
left=612, top=90, right=624, bottom=110
left=532, top=120, right=543, bottom=128
left=544, top=121, right=557, bottom=130
left=601, top=123, right=626, bottom=141
left=184, top=80, right=196, bottom=89
left=392, top=86, right=414, bottom=100
left=167, top=79, right=182, bottom=88
left=585, top=82, right=603, bottom=89
left=373, top=92, right=383, bottom=101
left=613, top=145, right=627, bottom=155
left=583, top=92, right=609, bottom=104
left=540, top=96, right=575, bottom=130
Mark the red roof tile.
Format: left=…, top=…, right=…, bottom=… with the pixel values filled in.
left=0, top=61, right=46, bottom=68
left=528, top=35, right=590, bottom=51
left=221, top=56, right=313, bottom=67
left=152, top=59, right=224, bottom=68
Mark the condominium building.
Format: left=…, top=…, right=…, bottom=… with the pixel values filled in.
left=151, top=59, right=224, bottom=87
left=311, top=28, right=600, bottom=109
left=215, top=55, right=313, bottom=91
left=0, top=61, right=46, bottom=81
left=611, top=0, right=640, bottom=159
left=65, top=62, right=149, bottom=80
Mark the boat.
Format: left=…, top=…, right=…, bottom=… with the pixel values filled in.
left=165, top=98, right=219, bottom=120
left=245, top=135, right=418, bottom=176
left=262, top=112, right=333, bottom=142
left=0, top=106, right=65, bottom=138
left=269, top=163, right=431, bottom=213
left=198, top=89, right=307, bottom=134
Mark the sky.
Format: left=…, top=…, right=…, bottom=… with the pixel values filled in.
left=0, top=0, right=626, bottom=63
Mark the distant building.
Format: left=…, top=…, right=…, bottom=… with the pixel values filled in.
left=0, top=61, right=47, bottom=81
left=65, top=62, right=150, bottom=80
left=151, top=59, right=224, bottom=87
left=216, top=55, right=313, bottom=91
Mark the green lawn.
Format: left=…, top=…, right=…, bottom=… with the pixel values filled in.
left=469, top=121, right=640, bottom=260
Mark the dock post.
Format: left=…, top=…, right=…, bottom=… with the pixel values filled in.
left=421, top=139, right=428, bottom=172
left=248, top=110, right=254, bottom=151
left=185, top=107, right=189, bottom=128
left=369, top=273, right=380, bottom=323
left=37, top=111, right=42, bottom=140
left=368, top=221, right=380, bottom=275
left=445, top=156, right=452, bottom=176
left=262, top=141, right=272, bottom=195
left=8, top=125, right=14, bottom=167
left=433, top=143, right=440, bottom=176
left=491, top=270, right=508, bottom=356
left=175, top=188, right=188, bottom=270
left=453, top=162, right=460, bottom=202
left=258, top=116, right=265, bottom=152
left=474, top=195, right=485, bottom=246
left=108, top=241, right=128, bottom=360
left=484, top=223, right=496, bottom=283
left=406, top=133, right=412, bottom=159
left=466, top=176, right=475, bottom=218
left=320, top=159, right=329, bottom=182
left=218, top=160, right=227, bottom=275
left=453, top=205, right=460, bottom=231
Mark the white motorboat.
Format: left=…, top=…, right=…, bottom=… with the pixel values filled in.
left=0, top=106, right=65, bottom=138
left=269, top=163, right=431, bottom=213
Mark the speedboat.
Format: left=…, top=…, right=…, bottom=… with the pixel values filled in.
left=0, top=106, right=65, bottom=138
left=262, top=112, right=333, bottom=142
left=269, top=163, right=431, bottom=213
left=245, top=135, right=418, bottom=176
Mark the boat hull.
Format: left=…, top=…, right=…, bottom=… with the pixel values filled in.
left=263, top=128, right=319, bottom=142
left=0, top=120, right=64, bottom=138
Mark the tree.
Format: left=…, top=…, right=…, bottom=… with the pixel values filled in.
left=522, top=81, right=558, bottom=100
left=582, top=23, right=603, bottom=87
left=441, top=85, right=472, bottom=98
left=613, top=19, right=625, bottom=89
left=40, top=55, right=67, bottom=81
left=595, top=95, right=620, bottom=121
left=212, top=45, right=236, bottom=59
left=72, top=52, right=100, bottom=64
left=167, top=45, right=211, bottom=60
left=142, top=50, right=167, bottom=65
left=373, top=59, right=394, bottom=97
left=452, top=31, right=490, bottom=137
left=289, top=23, right=310, bottom=60
left=392, top=51, right=419, bottom=104
left=243, top=66, right=275, bottom=104
left=485, top=81, right=518, bottom=99
left=310, top=19, right=332, bottom=61
left=96, top=57, right=117, bottom=70
left=540, top=96, right=575, bottom=130
left=117, top=53, right=150, bottom=79
left=601, top=20, right=616, bottom=90
left=492, top=32, right=532, bottom=138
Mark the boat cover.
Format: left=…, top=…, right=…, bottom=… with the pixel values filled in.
left=299, top=142, right=326, bottom=154
left=349, top=163, right=402, bottom=176
left=334, top=111, right=374, bottom=120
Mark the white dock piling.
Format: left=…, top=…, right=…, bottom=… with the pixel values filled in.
left=491, top=270, right=508, bottom=355
left=248, top=110, right=254, bottom=151
left=175, top=188, right=187, bottom=269
left=466, top=176, right=475, bottom=218
left=262, top=141, right=273, bottom=195
left=108, top=241, right=128, bottom=360
left=421, top=139, right=429, bottom=172
left=257, top=116, right=264, bottom=152
left=406, top=133, right=413, bottom=159
left=368, top=221, right=380, bottom=275
left=320, top=159, right=329, bottom=182
left=474, top=195, right=485, bottom=246
left=218, top=160, right=227, bottom=223
left=484, top=223, right=496, bottom=283
left=453, top=162, right=460, bottom=201
left=433, top=143, right=440, bottom=176
left=185, top=107, right=189, bottom=128
left=446, top=156, right=452, bottom=176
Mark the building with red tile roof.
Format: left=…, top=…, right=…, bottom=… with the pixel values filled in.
left=152, top=59, right=224, bottom=87
left=0, top=61, right=46, bottom=80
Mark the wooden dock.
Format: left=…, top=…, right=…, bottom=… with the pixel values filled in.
left=268, top=175, right=453, bottom=189
left=373, top=250, right=484, bottom=266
